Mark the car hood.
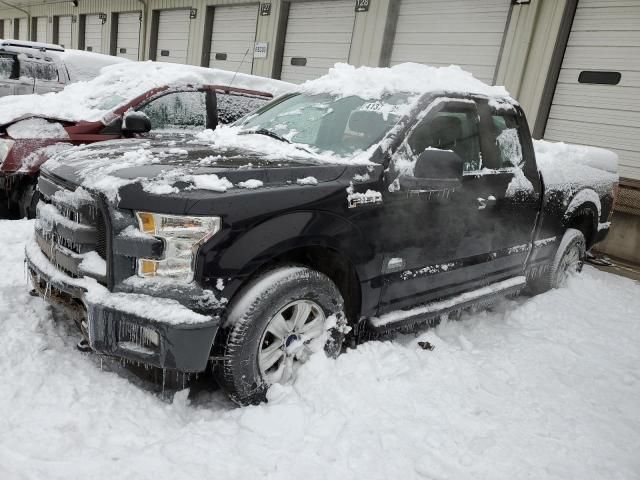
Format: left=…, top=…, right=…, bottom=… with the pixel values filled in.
left=41, top=137, right=354, bottom=214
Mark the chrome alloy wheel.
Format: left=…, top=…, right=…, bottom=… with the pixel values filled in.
left=258, top=299, right=327, bottom=385
left=557, top=243, right=584, bottom=287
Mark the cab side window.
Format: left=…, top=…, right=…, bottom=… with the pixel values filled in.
left=138, top=91, right=206, bottom=130
left=491, top=112, right=524, bottom=169
left=408, top=103, right=482, bottom=172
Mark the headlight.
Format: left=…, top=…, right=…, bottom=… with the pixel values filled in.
left=0, top=139, right=15, bottom=167
left=135, top=212, right=221, bottom=281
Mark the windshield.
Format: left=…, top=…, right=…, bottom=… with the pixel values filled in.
left=240, top=93, right=411, bottom=156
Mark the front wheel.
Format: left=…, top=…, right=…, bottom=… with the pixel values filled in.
left=214, top=266, right=346, bottom=405
left=528, top=228, right=586, bottom=294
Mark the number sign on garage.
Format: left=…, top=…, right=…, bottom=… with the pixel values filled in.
left=389, top=0, right=512, bottom=84
left=208, top=5, right=259, bottom=75
left=116, top=12, right=141, bottom=61
left=155, top=9, right=191, bottom=64
left=544, top=0, right=640, bottom=181
left=279, top=0, right=356, bottom=83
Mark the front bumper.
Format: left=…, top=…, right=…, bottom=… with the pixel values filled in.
left=26, top=242, right=221, bottom=373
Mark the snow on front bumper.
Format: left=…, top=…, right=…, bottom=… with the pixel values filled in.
left=25, top=237, right=220, bottom=372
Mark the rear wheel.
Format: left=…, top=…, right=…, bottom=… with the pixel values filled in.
left=528, top=228, right=586, bottom=294
left=214, top=265, right=346, bottom=405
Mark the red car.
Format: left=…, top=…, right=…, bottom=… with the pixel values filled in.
left=0, top=62, right=291, bottom=217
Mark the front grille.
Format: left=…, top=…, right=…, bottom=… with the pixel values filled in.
left=35, top=178, right=107, bottom=285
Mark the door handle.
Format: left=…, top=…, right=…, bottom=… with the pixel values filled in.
left=477, top=195, right=496, bottom=210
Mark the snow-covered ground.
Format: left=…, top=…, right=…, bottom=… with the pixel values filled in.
left=1, top=220, right=639, bottom=480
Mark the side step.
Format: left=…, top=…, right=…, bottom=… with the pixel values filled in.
left=369, top=276, right=527, bottom=333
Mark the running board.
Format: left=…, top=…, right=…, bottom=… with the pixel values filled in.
left=369, top=276, right=527, bottom=333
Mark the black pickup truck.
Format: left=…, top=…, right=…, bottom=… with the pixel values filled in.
left=25, top=65, right=618, bottom=405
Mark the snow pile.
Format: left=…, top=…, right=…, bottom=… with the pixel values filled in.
left=299, top=63, right=511, bottom=100
left=237, top=179, right=263, bottom=189
left=6, top=118, right=69, bottom=139
left=296, top=176, right=318, bottom=186
left=0, top=61, right=293, bottom=127
left=1, top=220, right=639, bottom=479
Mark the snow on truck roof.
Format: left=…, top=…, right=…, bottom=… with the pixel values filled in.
left=297, top=63, right=512, bottom=100
left=0, top=61, right=294, bottom=127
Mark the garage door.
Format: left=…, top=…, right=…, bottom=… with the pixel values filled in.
left=390, top=0, right=511, bottom=84
left=208, top=5, right=259, bottom=74
left=35, top=17, right=47, bottom=43
left=544, top=0, right=640, bottom=181
left=116, top=12, right=141, bottom=60
left=57, top=16, right=72, bottom=48
left=156, top=9, right=191, bottom=64
left=84, top=14, right=103, bottom=53
left=280, top=0, right=356, bottom=83
left=17, top=18, right=27, bottom=40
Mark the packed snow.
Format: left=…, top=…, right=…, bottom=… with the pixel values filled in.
left=57, top=49, right=130, bottom=82
left=0, top=61, right=293, bottom=127
left=299, top=63, right=511, bottom=100
left=6, top=118, right=69, bottom=139
left=2, top=220, right=638, bottom=479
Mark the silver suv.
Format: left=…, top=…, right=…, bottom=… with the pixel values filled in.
left=0, top=39, right=125, bottom=97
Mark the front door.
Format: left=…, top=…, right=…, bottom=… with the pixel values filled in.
left=376, top=97, right=541, bottom=315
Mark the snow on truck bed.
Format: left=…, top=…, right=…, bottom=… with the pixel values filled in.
left=1, top=220, right=639, bottom=479
left=0, top=61, right=293, bottom=127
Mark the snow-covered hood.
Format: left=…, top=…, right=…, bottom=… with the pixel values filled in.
left=41, top=136, right=348, bottom=210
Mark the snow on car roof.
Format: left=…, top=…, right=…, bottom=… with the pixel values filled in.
left=298, top=62, right=512, bottom=100
left=0, top=61, right=294, bottom=127
left=56, top=49, right=131, bottom=82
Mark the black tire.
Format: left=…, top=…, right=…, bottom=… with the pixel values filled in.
left=18, top=182, right=40, bottom=219
left=214, top=265, right=346, bottom=406
left=528, top=228, right=586, bottom=294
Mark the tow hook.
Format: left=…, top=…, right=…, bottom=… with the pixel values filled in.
left=76, top=339, right=92, bottom=352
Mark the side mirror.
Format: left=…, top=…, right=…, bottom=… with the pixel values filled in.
left=122, top=111, right=152, bottom=135
left=398, top=149, right=463, bottom=192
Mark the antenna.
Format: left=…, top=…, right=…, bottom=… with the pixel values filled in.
left=228, top=47, right=250, bottom=89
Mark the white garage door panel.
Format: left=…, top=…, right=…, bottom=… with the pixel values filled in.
left=209, top=5, right=258, bottom=74
left=390, top=0, right=511, bottom=84
left=544, top=0, right=640, bottom=181
left=280, top=0, right=355, bottom=84
left=84, top=14, right=103, bottom=53
left=58, top=16, right=72, bottom=48
left=36, top=17, right=47, bottom=43
left=117, top=12, right=141, bottom=60
left=157, top=9, right=191, bottom=64
left=17, top=18, right=27, bottom=40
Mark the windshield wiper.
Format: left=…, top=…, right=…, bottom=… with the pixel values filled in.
left=240, top=128, right=291, bottom=144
